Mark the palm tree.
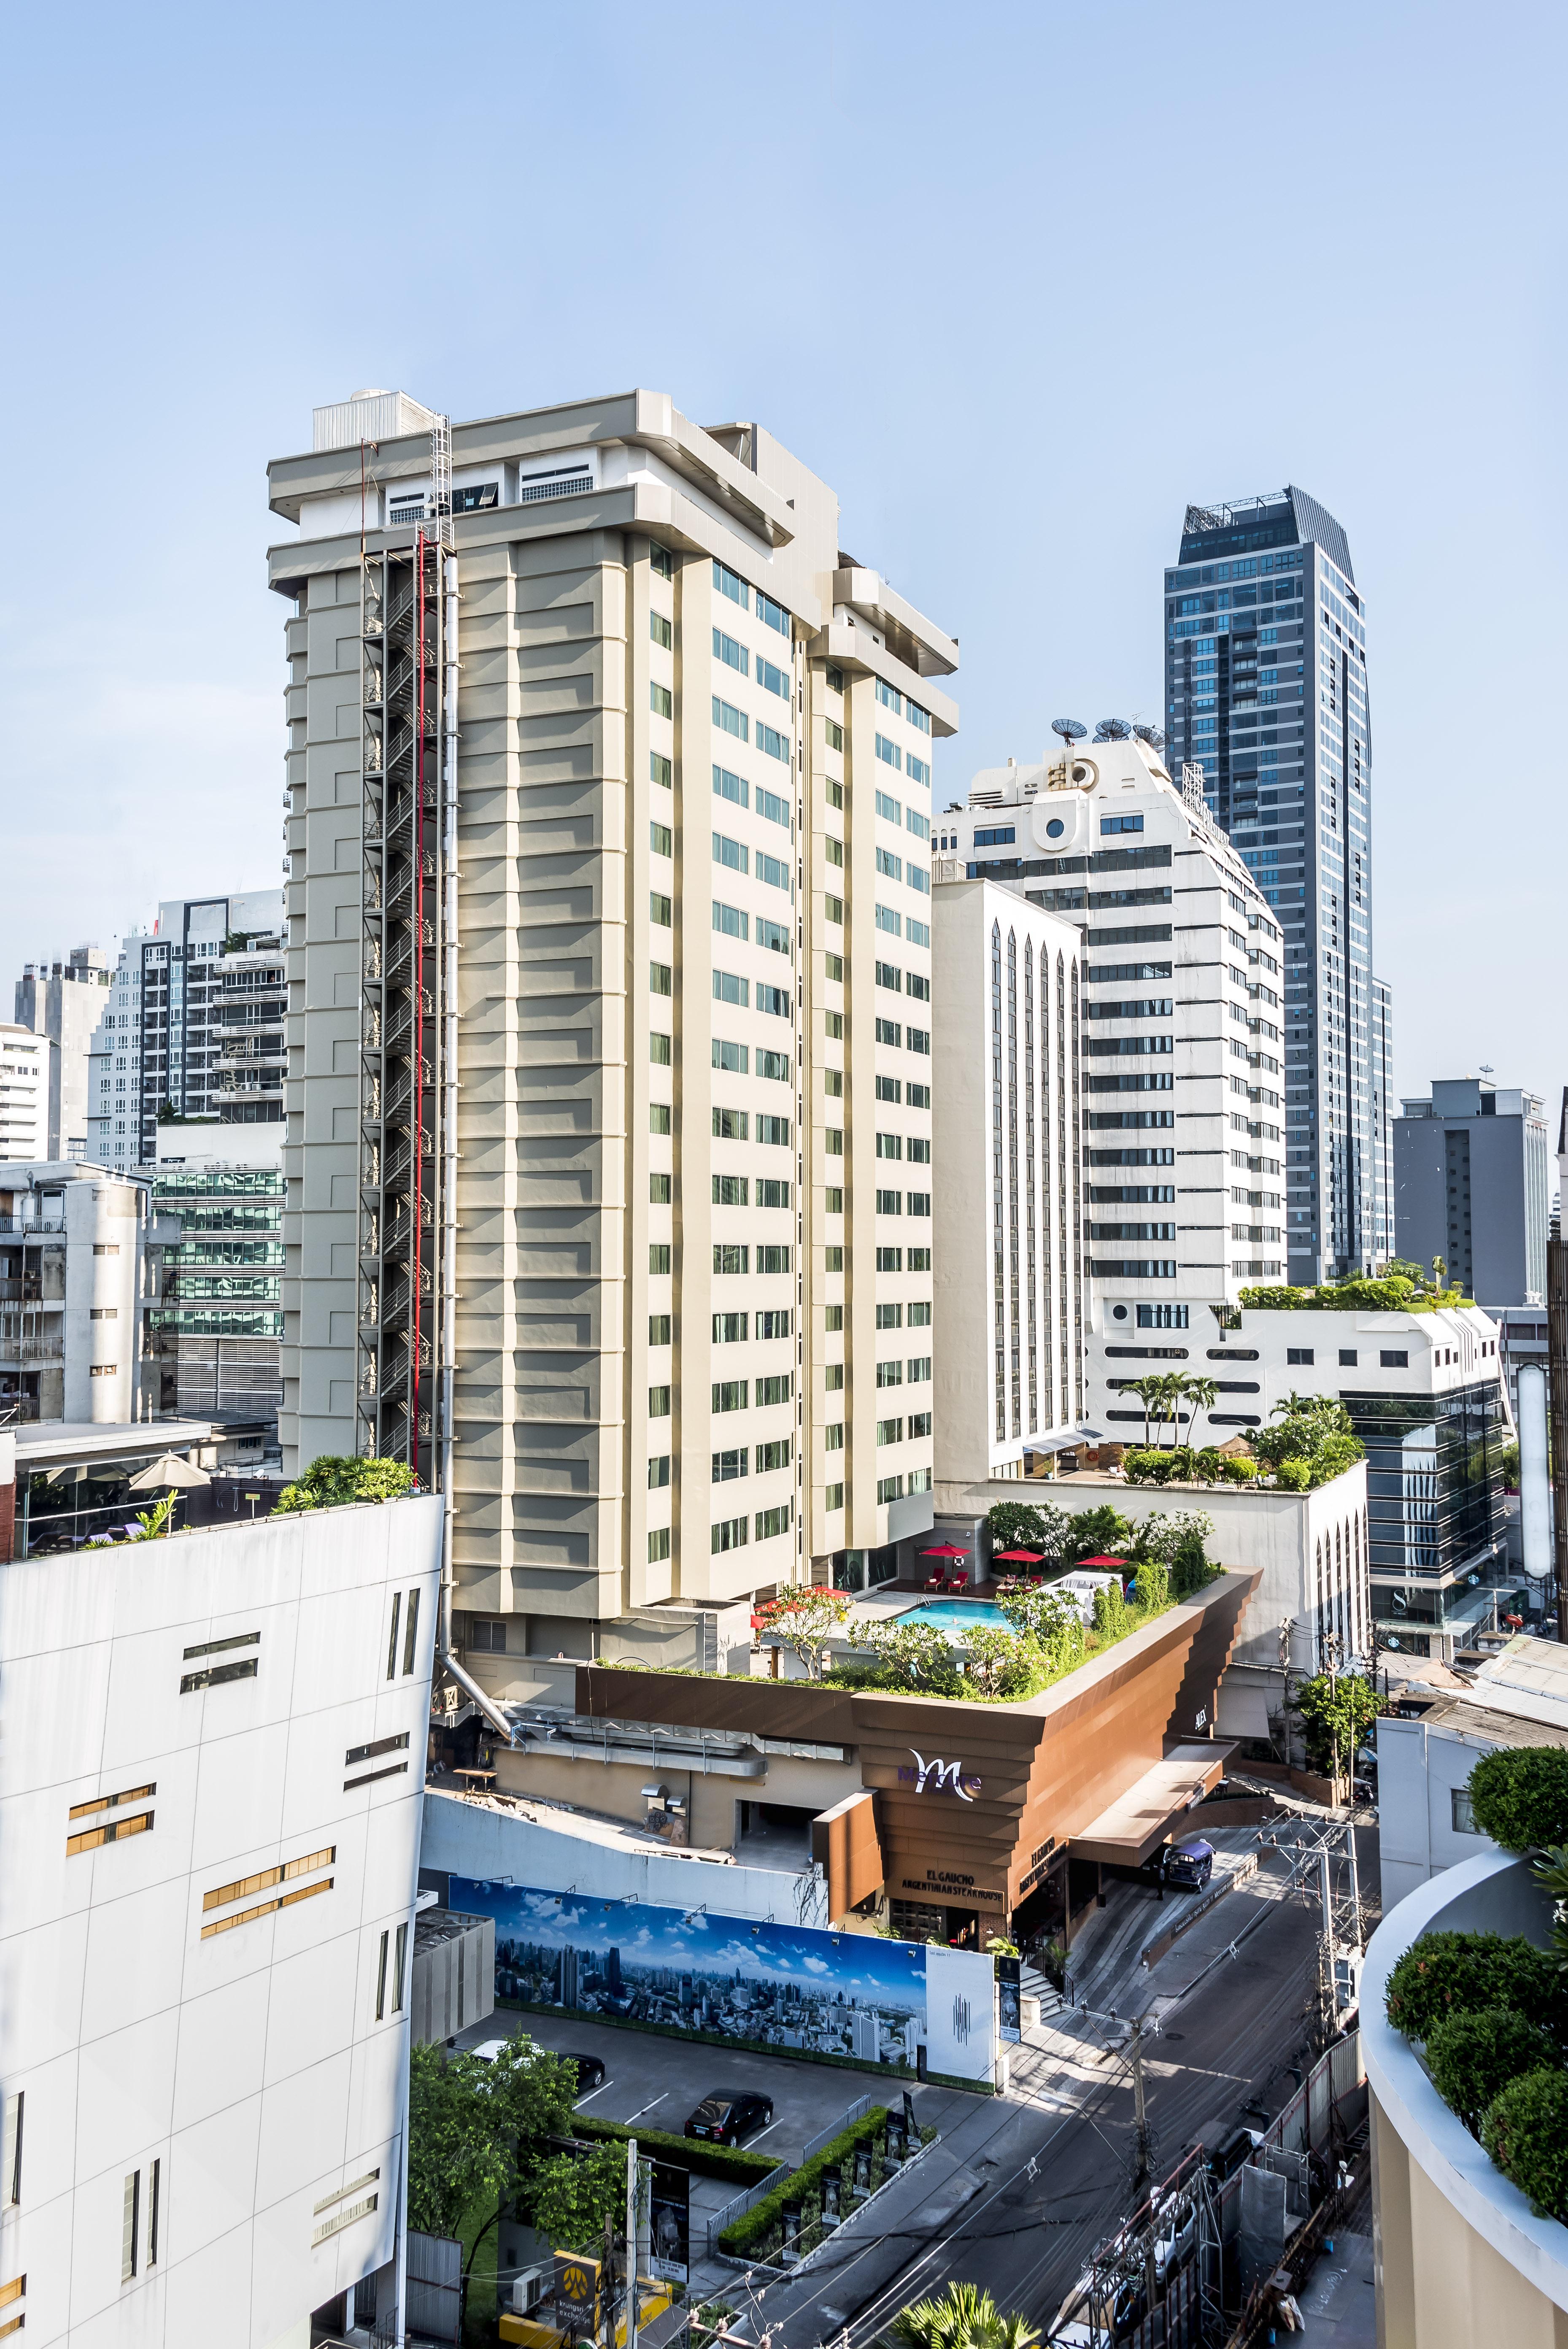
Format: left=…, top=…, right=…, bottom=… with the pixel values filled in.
left=1182, top=1374, right=1219, bottom=1450
left=1121, top=1374, right=1160, bottom=1447
left=1150, top=1370, right=1187, bottom=1449
left=891, top=2283, right=1039, bottom=2349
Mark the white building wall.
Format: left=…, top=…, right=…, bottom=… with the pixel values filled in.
left=1375, top=1712, right=1504, bottom=1911
left=0, top=1164, right=151, bottom=1426
left=0, top=1496, right=442, bottom=2349
left=932, top=878, right=1085, bottom=1481
left=0, top=1027, right=48, bottom=1163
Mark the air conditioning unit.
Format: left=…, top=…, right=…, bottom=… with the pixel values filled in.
left=511, top=2266, right=547, bottom=2315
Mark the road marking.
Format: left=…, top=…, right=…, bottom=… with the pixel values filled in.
left=575, top=2084, right=613, bottom=2106
left=625, top=2094, right=668, bottom=2122
left=750, top=2120, right=784, bottom=2142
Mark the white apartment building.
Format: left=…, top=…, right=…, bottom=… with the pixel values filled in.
left=0, top=1162, right=158, bottom=1425
left=267, top=389, right=958, bottom=1648
left=13, top=946, right=111, bottom=1161
left=0, top=1028, right=47, bottom=1163
left=0, top=1477, right=442, bottom=2347
left=931, top=878, right=1087, bottom=1482
left=86, top=892, right=285, bottom=1173
left=936, top=731, right=1284, bottom=1431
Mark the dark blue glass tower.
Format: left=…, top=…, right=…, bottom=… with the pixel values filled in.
left=1163, top=488, right=1389, bottom=1280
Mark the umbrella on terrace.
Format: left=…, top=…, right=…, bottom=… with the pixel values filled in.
left=992, top=1549, right=1043, bottom=1564
left=128, top=1453, right=211, bottom=1491
left=920, top=1543, right=969, bottom=1558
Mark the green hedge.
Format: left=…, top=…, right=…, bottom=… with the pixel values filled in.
left=572, top=2114, right=781, bottom=2184
left=1383, top=1931, right=1566, bottom=2045
left=1468, top=1748, right=1568, bottom=1852
left=718, top=2108, right=890, bottom=2256
left=1483, top=2068, right=1568, bottom=2219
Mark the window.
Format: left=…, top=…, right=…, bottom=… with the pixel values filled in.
left=907, top=863, right=929, bottom=896
left=1381, top=1349, right=1409, bottom=1368
left=756, top=1309, right=791, bottom=1338
left=825, top=1363, right=845, bottom=1391
left=712, top=901, right=748, bottom=942
left=825, top=1127, right=843, bottom=1156
left=825, top=1304, right=845, bottom=1332
left=825, top=892, right=844, bottom=925
left=757, top=657, right=789, bottom=700
left=123, top=2167, right=142, bottom=2282
left=759, top=1052, right=790, bottom=1081
left=757, top=1372, right=793, bottom=1404
left=1287, top=1347, right=1314, bottom=1366
left=758, top=722, right=790, bottom=764
left=1101, top=815, right=1144, bottom=835
left=826, top=718, right=845, bottom=751
left=877, top=1246, right=903, bottom=1273
left=876, top=788, right=903, bottom=827
left=712, top=1107, right=749, bottom=1140
left=906, top=972, right=931, bottom=1003
left=650, top=752, right=672, bottom=787
left=758, top=1179, right=790, bottom=1207
left=713, top=1380, right=748, bottom=1413
left=651, top=682, right=673, bottom=718
left=714, top=559, right=748, bottom=606
left=758, top=1439, right=792, bottom=1472
left=1137, top=1304, right=1189, bottom=1328
left=876, top=1131, right=903, bottom=1160
left=757, top=1115, right=790, bottom=1145
left=650, top=1172, right=672, bottom=1204
left=713, top=969, right=748, bottom=1006
left=713, top=698, right=748, bottom=742
left=375, top=1927, right=391, bottom=2020
left=393, top=1922, right=408, bottom=2016
left=877, top=1418, right=904, bottom=1447
left=650, top=1458, right=673, bottom=1492
left=876, top=960, right=902, bottom=994
left=876, top=1359, right=903, bottom=1389
left=875, top=1187, right=902, bottom=1215
left=973, top=826, right=1015, bottom=847
left=756, top=588, right=789, bottom=634
left=825, top=1010, right=844, bottom=1040
left=649, top=962, right=672, bottom=996
left=650, top=1031, right=672, bottom=1064
left=712, top=1312, right=748, bottom=1343
left=906, top=805, right=930, bottom=838
left=875, top=678, right=901, bottom=714
left=650, top=820, right=672, bottom=856
left=908, top=1137, right=931, bottom=1164
left=757, top=785, right=791, bottom=830
left=712, top=1039, right=748, bottom=1073
left=713, top=831, right=748, bottom=873
left=825, top=1481, right=845, bottom=1512
left=650, top=1314, right=672, bottom=1345
left=402, top=1590, right=420, bottom=1677
left=876, top=904, right=901, bottom=936
left=3, top=2089, right=22, bottom=2208
left=756, top=1503, right=792, bottom=1539
left=713, top=1174, right=749, bottom=1205
left=650, top=892, right=672, bottom=927
left=713, top=763, right=748, bottom=810
left=907, top=1356, right=932, bottom=1382
left=876, top=848, right=904, bottom=882
left=650, top=1244, right=671, bottom=1275
left=66, top=1780, right=155, bottom=1856
left=711, top=1516, right=749, bottom=1553
left=713, top=1244, right=748, bottom=1274
left=649, top=1385, right=671, bottom=1418
left=825, top=1423, right=845, bottom=1452
left=758, top=914, right=791, bottom=953
left=757, top=851, right=791, bottom=893
left=826, top=662, right=845, bottom=693
left=712, top=1448, right=747, bottom=1483
left=876, top=1019, right=902, bottom=1049
left=180, top=1656, right=258, bottom=1695
left=1339, top=1349, right=1358, bottom=1367
left=713, top=628, right=749, bottom=675
left=877, top=1475, right=905, bottom=1504
left=650, top=544, right=676, bottom=580
left=825, top=1187, right=844, bottom=1212
left=876, top=734, right=902, bottom=772
left=1451, top=1786, right=1479, bottom=1835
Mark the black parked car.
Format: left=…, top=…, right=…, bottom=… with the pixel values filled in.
left=561, top=2053, right=608, bottom=2096
left=684, top=2091, right=775, bottom=2145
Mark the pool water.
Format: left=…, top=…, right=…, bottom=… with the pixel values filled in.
left=891, top=1598, right=1007, bottom=1632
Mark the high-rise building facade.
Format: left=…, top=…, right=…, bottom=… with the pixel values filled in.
left=86, top=892, right=285, bottom=1171
left=13, top=944, right=111, bottom=1160
left=1161, top=488, right=1391, bottom=1282
left=0, top=1027, right=47, bottom=1161
left=939, top=732, right=1285, bottom=1438
left=267, top=389, right=957, bottom=1648
left=1395, top=1077, right=1550, bottom=1309
left=145, top=1126, right=284, bottom=1431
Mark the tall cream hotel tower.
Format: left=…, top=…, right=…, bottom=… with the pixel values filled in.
left=267, top=390, right=958, bottom=1652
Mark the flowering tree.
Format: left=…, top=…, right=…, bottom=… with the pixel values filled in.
left=755, top=1587, right=854, bottom=1679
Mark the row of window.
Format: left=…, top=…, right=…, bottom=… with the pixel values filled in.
left=710, top=1440, right=793, bottom=1481
left=710, top=1110, right=791, bottom=1143
left=875, top=1190, right=932, bottom=1216
left=714, top=699, right=791, bottom=764
left=713, top=561, right=790, bottom=637
left=1287, top=1346, right=1409, bottom=1369
left=713, top=764, right=793, bottom=831
left=712, top=898, right=791, bottom=954
left=872, top=904, right=931, bottom=948
left=874, top=960, right=931, bottom=1002
left=711, top=1310, right=793, bottom=1342
left=711, top=1502, right=794, bottom=1552
left=873, top=1132, right=932, bottom=1162
left=712, top=1040, right=790, bottom=1078
left=874, top=675, right=933, bottom=734
left=873, top=845, right=930, bottom=894
left=875, top=1300, right=932, bottom=1327
left=712, top=628, right=791, bottom=698
left=711, top=969, right=792, bottom=1016
left=876, top=1414, right=933, bottom=1444
left=711, top=1374, right=794, bottom=1411
left=710, top=1246, right=793, bottom=1274
left=713, top=831, right=793, bottom=893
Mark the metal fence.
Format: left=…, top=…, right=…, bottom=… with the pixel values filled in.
left=705, top=2095, right=873, bottom=2253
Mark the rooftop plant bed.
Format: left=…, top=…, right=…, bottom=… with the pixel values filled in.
left=571, top=2113, right=782, bottom=2184
left=716, top=2105, right=939, bottom=2261
left=1238, top=1258, right=1472, bottom=1315
left=1119, top=1392, right=1365, bottom=1493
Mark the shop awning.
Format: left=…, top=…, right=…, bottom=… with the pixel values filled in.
left=1068, top=1743, right=1236, bottom=1867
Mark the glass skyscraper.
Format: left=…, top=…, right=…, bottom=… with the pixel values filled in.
left=1162, top=487, right=1390, bottom=1281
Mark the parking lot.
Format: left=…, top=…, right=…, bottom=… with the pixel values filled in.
left=453, top=2004, right=978, bottom=2168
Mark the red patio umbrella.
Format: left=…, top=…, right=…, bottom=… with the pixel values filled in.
left=992, top=1549, right=1042, bottom=1563
left=920, top=1543, right=969, bottom=1558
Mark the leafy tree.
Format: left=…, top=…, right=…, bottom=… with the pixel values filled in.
left=1182, top=1376, right=1219, bottom=1448
left=859, top=1618, right=962, bottom=1693
left=984, top=1500, right=1071, bottom=1561
left=275, top=1453, right=417, bottom=1513
left=1121, top=1447, right=1176, bottom=1486
left=1067, top=1503, right=1136, bottom=1561
left=1130, top=1557, right=1170, bottom=1615
left=128, top=1492, right=178, bottom=1542
left=1118, top=1377, right=1166, bottom=1450
left=1468, top=1747, right=1568, bottom=1851
left=891, top=2281, right=1039, bottom=2349
left=1131, top=1509, right=1216, bottom=1598
left=961, top=1624, right=1028, bottom=1698
left=754, top=1587, right=854, bottom=1679
left=995, top=1585, right=1086, bottom=1673
left=1287, top=1670, right=1386, bottom=1777
left=1217, top=1453, right=1258, bottom=1484
left=528, top=2139, right=629, bottom=2252
left=1383, top=1931, right=1566, bottom=2045
left=1092, top=1581, right=1131, bottom=1642
left=1482, top=2068, right=1568, bottom=2220
left=1250, top=1393, right=1365, bottom=1490
left=408, top=2038, right=577, bottom=2242
left=1425, top=2007, right=1557, bottom=2133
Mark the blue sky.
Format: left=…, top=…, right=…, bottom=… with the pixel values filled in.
left=4, top=0, right=1563, bottom=1108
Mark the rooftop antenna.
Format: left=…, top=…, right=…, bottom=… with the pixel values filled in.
left=1093, top=718, right=1132, bottom=742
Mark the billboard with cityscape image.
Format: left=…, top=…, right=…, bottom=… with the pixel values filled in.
left=448, top=1876, right=931, bottom=2074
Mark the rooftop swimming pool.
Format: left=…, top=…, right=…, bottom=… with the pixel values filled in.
left=890, top=1597, right=1007, bottom=1633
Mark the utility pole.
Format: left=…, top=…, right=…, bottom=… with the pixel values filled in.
left=626, top=2137, right=639, bottom=2349
left=1345, top=1819, right=1363, bottom=1953
left=1129, top=2015, right=1157, bottom=2191
left=1317, top=1847, right=1336, bottom=2048
left=1549, top=1235, right=1568, bottom=1644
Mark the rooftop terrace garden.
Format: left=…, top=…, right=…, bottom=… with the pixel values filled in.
left=1238, top=1256, right=1473, bottom=1315
left=1117, top=1390, right=1366, bottom=1492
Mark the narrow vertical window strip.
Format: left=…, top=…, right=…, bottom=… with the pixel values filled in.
left=402, top=1587, right=420, bottom=1676
left=1007, top=929, right=1021, bottom=1442
left=375, top=1928, right=389, bottom=2021
left=385, top=1592, right=401, bottom=1684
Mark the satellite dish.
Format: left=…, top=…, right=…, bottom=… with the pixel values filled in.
left=1051, top=718, right=1088, bottom=744
left=1093, top=719, right=1132, bottom=742
left=1131, top=724, right=1166, bottom=749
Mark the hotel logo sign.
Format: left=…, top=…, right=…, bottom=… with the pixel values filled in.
left=901, top=1750, right=982, bottom=1801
